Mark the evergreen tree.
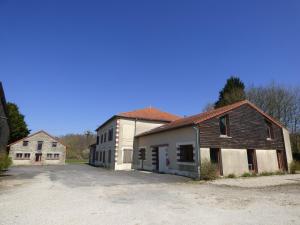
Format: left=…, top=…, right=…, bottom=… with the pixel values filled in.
left=215, top=76, right=246, bottom=108
left=7, top=102, right=30, bottom=143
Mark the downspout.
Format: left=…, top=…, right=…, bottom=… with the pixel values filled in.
left=193, top=126, right=201, bottom=180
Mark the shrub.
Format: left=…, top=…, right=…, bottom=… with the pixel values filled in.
left=0, top=153, right=12, bottom=173
left=227, top=173, right=236, bottom=178
left=289, top=161, right=299, bottom=174
left=241, top=172, right=251, bottom=177
left=200, top=159, right=218, bottom=181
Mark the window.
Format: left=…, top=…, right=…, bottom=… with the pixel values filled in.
left=95, top=152, right=99, bottom=161
left=54, top=154, right=59, bottom=159
left=16, top=153, right=23, bottom=159
left=37, top=141, right=43, bottom=150
left=104, top=133, right=107, bottom=142
left=101, top=134, right=103, bottom=144
left=123, top=149, right=133, bottom=163
left=178, top=145, right=194, bottom=162
left=96, top=136, right=99, bottom=145
left=139, top=148, right=146, bottom=160
left=266, top=120, right=274, bottom=139
left=52, top=142, right=57, bottom=147
left=108, top=150, right=112, bottom=163
left=108, top=128, right=113, bottom=141
left=219, top=115, right=230, bottom=136
left=103, top=151, right=106, bottom=163
left=100, top=152, right=102, bottom=161
left=23, top=141, right=29, bottom=146
left=24, top=153, right=30, bottom=159
left=47, top=153, right=53, bottom=159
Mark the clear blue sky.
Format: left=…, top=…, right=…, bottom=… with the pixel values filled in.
left=1, top=0, right=299, bottom=136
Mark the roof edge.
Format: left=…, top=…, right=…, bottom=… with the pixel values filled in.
left=7, top=130, right=67, bottom=148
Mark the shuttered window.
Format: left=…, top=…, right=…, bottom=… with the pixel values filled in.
left=123, top=149, right=133, bottom=163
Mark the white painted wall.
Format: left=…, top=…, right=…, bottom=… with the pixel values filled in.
left=256, top=149, right=279, bottom=173
left=221, top=149, right=248, bottom=176
left=282, top=128, right=293, bottom=171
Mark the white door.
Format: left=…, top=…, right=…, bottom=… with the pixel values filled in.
left=158, top=146, right=167, bottom=173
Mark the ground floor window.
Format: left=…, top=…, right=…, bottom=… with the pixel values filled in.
left=24, top=153, right=30, bottom=159
left=54, top=154, right=59, bottom=159
left=47, top=153, right=53, bottom=159
left=16, top=153, right=23, bottom=159
left=108, top=150, right=111, bottom=163
left=178, top=145, right=194, bottom=162
left=100, top=152, right=102, bottom=161
left=123, top=149, right=133, bottom=163
left=103, top=151, right=106, bottom=163
left=95, top=152, right=99, bottom=161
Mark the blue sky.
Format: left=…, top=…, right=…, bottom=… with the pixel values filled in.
left=1, top=0, right=299, bottom=135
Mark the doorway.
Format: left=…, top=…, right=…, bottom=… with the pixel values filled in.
left=276, top=150, right=286, bottom=171
left=158, top=146, right=167, bottom=173
left=210, top=148, right=223, bottom=176
left=35, top=153, right=42, bottom=162
left=247, top=149, right=258, bottom=173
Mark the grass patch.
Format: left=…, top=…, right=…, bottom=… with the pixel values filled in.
left=259, top=171, right=274, bottom=176
left=66, top=159, right=88, bottom=164
left=241, top=172, right=251, bottom=177
left=227, top=173, right=236, bottom=178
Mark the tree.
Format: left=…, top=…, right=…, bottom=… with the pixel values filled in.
left=7, top=102, right=30, bottom=144
left=59, top=133, right=96, bottom=160
left=215, top=76, right=246, bottom=108
left=202, top=102, right=215, bottom=112
left=247, top=82, right=300, bottom=154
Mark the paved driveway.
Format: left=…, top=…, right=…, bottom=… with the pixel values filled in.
left=0, top=164, right=300, bottom=225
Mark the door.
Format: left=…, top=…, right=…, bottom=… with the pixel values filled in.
left=158, top=146, right=167, bottom=173
left=210, top=148, right=223, bottom=176
left=35, top=153, right=42, bottom=162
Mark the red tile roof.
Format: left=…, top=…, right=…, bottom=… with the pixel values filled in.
left=118, top=107, right=181, bottom=122
left=137, top=100, right=284, bottom=137
left=96, top=107, right=181, bottom=131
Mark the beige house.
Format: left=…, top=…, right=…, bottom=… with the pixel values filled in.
left=133, top=101, right=293, bottom=178
left=90, top=107, right=180, bottom=170
left=8, top=130, right=66, bottom=165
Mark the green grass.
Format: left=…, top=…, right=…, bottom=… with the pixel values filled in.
left=66, top=159, right=88, bottom=164
left=227, top=173, right=236, bottom=178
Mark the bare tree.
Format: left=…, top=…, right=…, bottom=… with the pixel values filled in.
left=247, top=82, right=300, bottom=154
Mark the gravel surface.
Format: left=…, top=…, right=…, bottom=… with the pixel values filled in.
left=0, top=165, right=299, bottom=225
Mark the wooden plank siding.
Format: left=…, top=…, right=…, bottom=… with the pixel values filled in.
left=199, top=104, right=285, bottom=151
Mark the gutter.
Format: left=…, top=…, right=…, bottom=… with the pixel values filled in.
left=193, top=126, right=201, bottom=180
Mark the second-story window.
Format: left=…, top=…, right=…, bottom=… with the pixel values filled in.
left=23, top=141, right=29, bottom=146
left=101, top=134, right=103, bottom=144
left=108, top=128, right=113, bottom=141
left=96, top=136, right=99, bottom=145
left=104, top=133, right=107, bottom=142
left=52, top=142, right=57, bottom=147
left=37, top=141, right=43, bottom=150
left=219, top=115, right=230, bottom=136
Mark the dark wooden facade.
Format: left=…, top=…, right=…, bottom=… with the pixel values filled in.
left=199, top=104, right=285, bottom=151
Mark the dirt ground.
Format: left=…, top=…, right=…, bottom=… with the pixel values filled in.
left=0, top=165, right=299, bottom=225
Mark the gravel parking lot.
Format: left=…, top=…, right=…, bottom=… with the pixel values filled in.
left=0, top=165, right=299, bottom=225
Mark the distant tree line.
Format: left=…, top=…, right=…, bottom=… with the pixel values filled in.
left=59, top=131, right=96, bottom=160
